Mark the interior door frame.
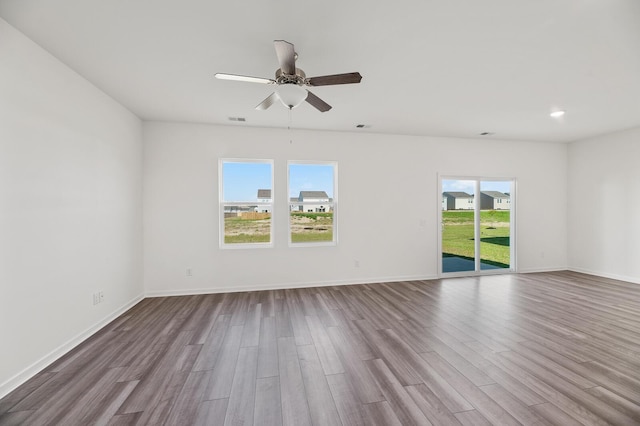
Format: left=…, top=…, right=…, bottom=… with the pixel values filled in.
left=438, top=174, right=517, bottom=278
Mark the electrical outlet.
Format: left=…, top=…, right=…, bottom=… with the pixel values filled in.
left=186, top=268, right=193, bottom=277
left=93, top=291, right=105, bottom=305
left=354, top=260, right=360, bottom=268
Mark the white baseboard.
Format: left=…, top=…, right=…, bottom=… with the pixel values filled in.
left=145, top=274, right=440, bottom=297
left=0, top=293, right=144, bottom=400
left=518, top=266, right=568, bottom=274
left=567, top=267, right=640, bottom=285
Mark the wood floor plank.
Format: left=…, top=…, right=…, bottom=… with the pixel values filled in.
left=194, top=398, right=228, bottom=426
left=296, top=344, right=342, bottom=426
left=277, top=337, right=312, bottom=426
left=420, top=351, right=521, bottom=426
left=482, top=348, right=615, bottom=425
left=480, top=363, right=546, bottom=407
left=0, top=372, right=55, bottom=414
left=205, top=325, right=244, bottom=400
left=163, top=371, right=209, bottom=426
left=82, top=380, right=139, bottom=426
left=304, top=315, right=345, bottom=376
left=406, top=323, right=496, bottom=386
left=454, top=409, right=493, bottom=426
left=405, top=384, right=463, bottom=426
left=511, top=341, right=597, bottom=389
left=313, top=291, right=340, bottom=327
left=106, top=412, right=142, bottom=426
left=286, top=298, right=313, bottom=346
left=3, top=271, right=640, bottom=426
left=0, top=410, right=34, bottom=426
left=224, top=346, right=258, bottom=426
left=353, top=319, right=424, bottom=386
left=52, top=366, right=128, bottom=424
left=500, top=350, right=638, bottom=425
left=361, top=401, right=403, bottom=426
left=326, top=325, right=385, bottom=404
left=520, top=340, right=640, bottom=402
left=254, top=376, right=283, bottom=426
left=257, top=316, right=279, bottom=379
left=192, top=314, right=230, bottom=371
left=326, top=373, right=368, bottom=426
left=586, top=386, right=640, bottom=422
left=479, top=383, right=553, bottom=426
left=16, top=341, right=129, bottom=424
left=241, top=303, right=262, bottom=347
left=118, top=331, right=195, bottom=414
left=330, top=309, right=376, bottom=361
left=274, top=298, right=293, bottom=338
left=230, top=292, right=250, bottom=326
left=365, top=358, right=433, bottom=426
left=531, top=402, right=584, bottom=426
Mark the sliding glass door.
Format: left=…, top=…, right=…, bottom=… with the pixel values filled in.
left=441, top=177, right=515, bottom=275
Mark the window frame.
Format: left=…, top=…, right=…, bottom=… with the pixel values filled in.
left=438, top=175, right=517, bottom=277
left=219, top=158, right=274, bottom=249
left=287, top=160, right=338, bottom=247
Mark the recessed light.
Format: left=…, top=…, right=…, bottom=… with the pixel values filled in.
left=550, top=110, right=565, bottom=118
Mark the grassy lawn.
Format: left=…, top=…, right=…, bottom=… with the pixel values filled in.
left=223, top=212, right=334, bottom=244
left=442, top=210, right=510, bottom=267
left=224, top=216, right=271, bottom=244
left=290, top=212, right=333, bottom=243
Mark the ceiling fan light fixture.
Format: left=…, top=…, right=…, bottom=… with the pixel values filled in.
left=276, top=84, right=307, bottom=109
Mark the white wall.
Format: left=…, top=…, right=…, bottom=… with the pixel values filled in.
left=568, top=126, right=640, bottom=283
left=0, top=19, right=143, bottom=395
left=143, top=122, right=568, bottom=295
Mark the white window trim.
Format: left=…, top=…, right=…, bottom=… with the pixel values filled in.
left=287, top=160, right=338, bottom=247
left=219, top=158, right=274, bottom=249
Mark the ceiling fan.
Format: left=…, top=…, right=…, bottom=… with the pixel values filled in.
left=215, top=40, right=362, bottom=112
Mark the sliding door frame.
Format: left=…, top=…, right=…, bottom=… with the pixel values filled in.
left=438, top=174, right=517, bottom=277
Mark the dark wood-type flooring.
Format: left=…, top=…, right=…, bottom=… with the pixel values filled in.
left=2, top=271, right=640, bottom=425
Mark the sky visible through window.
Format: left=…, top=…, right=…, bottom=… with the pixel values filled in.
left=222, top=162, right=334, bottom=201
left=443, top=180, right=510, bottom=193
left=289, top=164, right=334, bottom=198
left=222, top=162, right=272, bottom=202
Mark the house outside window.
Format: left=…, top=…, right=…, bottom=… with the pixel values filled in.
left=288, top=162, right=337, bottom=245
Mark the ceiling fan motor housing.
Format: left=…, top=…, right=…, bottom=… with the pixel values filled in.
left=275, top=68, right=307, bottom=85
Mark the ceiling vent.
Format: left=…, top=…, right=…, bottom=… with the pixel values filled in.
left=228, top=117, right=246, bottom=122
left=356, top=124, right=371, bottom=128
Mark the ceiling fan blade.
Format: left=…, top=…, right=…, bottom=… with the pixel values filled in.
left=305, top=90, right=332, bottom=112
left=255, top=92, right=279, bottom=110
left=215, top=73, right=275, bottom=84
left=308, top=72, right=362, bottom=86
left=274, top=40, right=296, bottom=75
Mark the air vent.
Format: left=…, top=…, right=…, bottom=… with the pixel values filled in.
left=356, top=124, right=371, bottom=129
left=479, top=132, right=494, bottom=136
left=228, top=117, right=246, bottom=122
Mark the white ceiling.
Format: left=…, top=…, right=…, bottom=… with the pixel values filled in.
left=1, top=0, right=639, bottom=143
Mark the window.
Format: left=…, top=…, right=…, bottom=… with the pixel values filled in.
left=220, top=159, right=273, bottom=248
left=440, top=177, right=515, bottom=275
left=288, top=162, right=337, bottom=245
